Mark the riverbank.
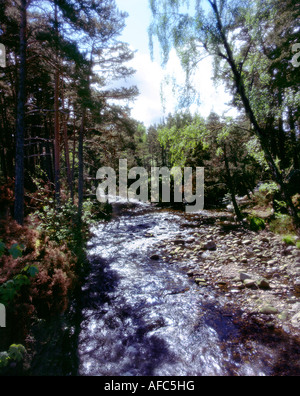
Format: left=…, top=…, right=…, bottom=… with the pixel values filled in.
left=152, top=209, right=300, bottom=339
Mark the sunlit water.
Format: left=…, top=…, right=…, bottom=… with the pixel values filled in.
left=77, top=204, right=292, bottom=376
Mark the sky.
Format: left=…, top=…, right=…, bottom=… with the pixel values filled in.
left=114, top=0, right=235, bottom=127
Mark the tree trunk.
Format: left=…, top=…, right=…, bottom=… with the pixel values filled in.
left=210, top=0, right=299, bottom=227
left=77, top=109, right=86, bottom=226
left=14, top=0, right=27, bottom=225
left=62, top=95, right=72, bottom=196
left=223, top=145, right=243, bottom=221
left=289, top=112, right=299, bottom=170
left=71, top=120, right=76, bottom=204
left=54, top=1, right=60, bottom=206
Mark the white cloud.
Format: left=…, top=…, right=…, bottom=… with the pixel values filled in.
left=115, top=48, right=237, bottom=127
left=126, top=52, right=165, bottom=126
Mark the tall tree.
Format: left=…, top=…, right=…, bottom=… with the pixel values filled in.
left=149, top=0, right=299, bottom=226
left=14, top=0, right=27, bottom=225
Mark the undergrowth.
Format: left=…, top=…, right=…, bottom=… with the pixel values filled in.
left=0, top=178, right=104, bottom=374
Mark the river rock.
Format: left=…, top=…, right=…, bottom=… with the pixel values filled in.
left=242, top=240, right=252, bottom=246
left=259, top=305, right=279, bottom=315
left=267, top=259, right=278, bottom=267
left=239, top=272, right=253, bottom=282
left=257, top=278, right=271, bottom=290
left=195, top=278, right=208, bottom=287
left=186, top=237, right=195, bottom=244
left=203, top=241, right=217, bottom=251
left=244, top=279, right=258, bottom=289
left=174, top=239, right=185, bottom=245
left=150, top=254, right=160, bottom=261
left=294, top=279, right=300, bottom=293
left=235, top=282, right=246, bottom=290
left=291, top=312, right=300, bottom=328
left=261, top=237, right=270, bottom=244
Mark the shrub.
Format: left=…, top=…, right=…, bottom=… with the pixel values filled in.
left=269, top=214, right=296, bottom=235
left=292, top=194, right=300, bottom=210
left=0, top=344, right=26, bottom=369
left=282, top=235, right=296, bottom=246
left=249, top=216, right=266, bottom=231
left=0, top=216, right=78, bottom=350
left=252, top=181, right=280, bottom=207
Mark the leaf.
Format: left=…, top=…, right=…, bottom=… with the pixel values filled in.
left=8, top=244, right=23, bottom=259
left=0, top=352, right=10, bottom=368
left=27, top=265, right=39, bottom=278
left=0, top=240, right=5, bottom=258
left=8, top=344, right=26, bottom=362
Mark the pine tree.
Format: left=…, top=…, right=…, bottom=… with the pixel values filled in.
left=14, top=0, right=27, bottom=225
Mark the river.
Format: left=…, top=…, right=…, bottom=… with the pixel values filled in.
left=76, top=202, right=299, bottom=376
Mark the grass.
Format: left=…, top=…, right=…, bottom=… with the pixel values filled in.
left=282, top=235, right=296, bottom=246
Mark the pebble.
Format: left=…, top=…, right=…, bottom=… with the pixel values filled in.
left=157, top=213, right=300, bottom=336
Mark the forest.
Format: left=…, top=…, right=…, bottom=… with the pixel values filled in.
left=0, top=0, right=299, bottom=376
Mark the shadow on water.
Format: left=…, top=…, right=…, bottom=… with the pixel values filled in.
left=196, top=301, right=300, bottom=376
left=71, top=253, right=177, bottom=376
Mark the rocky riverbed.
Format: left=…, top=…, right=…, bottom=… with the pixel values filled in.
left=150, top=210, right=300, bottom=338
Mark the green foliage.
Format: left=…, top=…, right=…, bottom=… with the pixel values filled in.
left=8, top=243, right=25, bottom=259
left=258, top=182, right=280, bottom=195
left=0, top=273, right=30, bottom=306
left=0, top=344, right=26, bottom=369
left=252, top=182, right=279, bottom=207
left=0, top=236, right=39, bottom=305
left=0, top=352, right=10, bottom=369
left=158, top=112, right=206, bottom=167
left=0, top=240, right=5, bottom=258
left=0, top=240, right=35, bottom=305
left=22, top=265, right=39, bottom=278
left=282, top=235, right=296, bottom=246
left=249, top=216, right=266, bottom=232
left=0, top=240, right=25, bottom=259
left=8, top=344, right=26, bottom=362
left=296, top=242, right=300, bottom=250
left=33, top=198, right=94, bottom=248
left=269, top=214, right=296, bottom=235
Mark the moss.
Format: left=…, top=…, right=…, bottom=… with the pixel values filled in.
left=249, top=216, right=266, bottom=232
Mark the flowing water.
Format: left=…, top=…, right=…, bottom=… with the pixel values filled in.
left=77, top=202, right=299, bottom=376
